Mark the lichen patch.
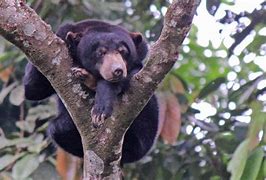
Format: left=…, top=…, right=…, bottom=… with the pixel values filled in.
left=169, top=19, right=177, bottom=27
left=23, top=41, right=29, bottom=47
left=52, top=56, right=61, bottom=65
left=34, top=30, right=47, bottom=41
left=143, top=76, right=152, bottom=83
left=72, top=84, right=82, bottom=94
left=99, top=128, right=111, bottom=144
left=113, top=138, right=123, bottom=155
left=72, top=83, right=89, bottom=99
left=0, top=7, right=16, bottom=23
left=23, top=23, right=36, bottom=37
left=84, top=150, right=104, bottom=176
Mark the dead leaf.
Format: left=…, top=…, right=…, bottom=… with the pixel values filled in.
left=0, top=82, right=18, bottom=104
left=9, top=85, right=25, bottom=106
left=0, top=65, right=14, bottom=82
left=160, top=93, right=182, bottom=145
left=156, top=92, right=167, bottom=134
left=56, top=148, right=82, bottom=180
left=170, top=76, right=185, bottom=94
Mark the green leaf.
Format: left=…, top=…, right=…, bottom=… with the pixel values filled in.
left=30, top=162, right=60, bottom=180
left=197, top=77, right=226, bottom=99
left=228, top=103, right=266, bottom=180
left=230, top=107, right=249, bottom=116
left=221, top=0, right=235, bottom=5
left=0, top=172, right=13, bottom=180
left=227, top=139, right=249, bottom=180
left=0, top=153, right=26, bottom=171
left=0, top=155, right=17, bottom=171
left=0, top=51, right=17, bottom=63
left=27, top=134, right=48, bottom=153
left=210, top=176, right=221, bottom=180
left=0, top=82, right=18, bottom=104
left=9, top=85, right=25, bottom=106
left=228, top=75, right=264, bottom=104
left=16, top=120, right=36, bottom=133
left=247, top=102, right=265, bottom=146
left=263, top=159, right=266, bottom=178
left=1, top=136, right=38, bottom=150
left=12, top=154, right=40, bottom=180
left=26, top=104, right=57, bottom=122
left=215, top=132, right=238, bottom=153
left=170, top=72, right=189, bottom=91
left=0, top=132, right=9, bottom=149
left=238, top=83, right=261, bottom=105
left=241, top=147, right=264, bottom=180
left=256, top=158, right=266, bottom=180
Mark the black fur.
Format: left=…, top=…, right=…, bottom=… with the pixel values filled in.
left=23, top=63, right=55, bottom=100
left=23, top=20, right=159, bottom=164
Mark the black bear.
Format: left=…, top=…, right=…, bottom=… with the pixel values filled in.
left=23, top=20, right=159, bottom=164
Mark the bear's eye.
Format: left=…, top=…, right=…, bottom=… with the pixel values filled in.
left=118, top=45, right=128, bottom=56
left=96, top=47, right=107, bottom=58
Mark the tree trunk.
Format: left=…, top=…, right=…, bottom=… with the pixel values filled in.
left=0, top=0, right=198, bottom=179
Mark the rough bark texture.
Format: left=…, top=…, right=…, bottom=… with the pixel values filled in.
left=0, top=0, right=197, bottom=179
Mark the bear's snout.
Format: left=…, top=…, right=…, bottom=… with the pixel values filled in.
left=111, top=64, right=123, bottom=78
left=113, top=68, right=123, bottom=77
left=99, top=52, right=127, bottom=82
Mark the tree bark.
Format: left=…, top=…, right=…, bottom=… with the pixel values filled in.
left=0, top=0, right=198, bottom=179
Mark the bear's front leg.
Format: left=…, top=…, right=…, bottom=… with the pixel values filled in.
left=91, top=80, right=122, bottom=127
left=71, top=67, right=96, bottom=90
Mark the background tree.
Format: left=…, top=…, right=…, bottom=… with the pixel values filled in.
left=0, top=0, right=265, bottom=180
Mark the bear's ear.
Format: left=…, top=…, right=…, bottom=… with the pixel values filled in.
left=130, top=32, right=143, bottom=46
left=130, top=32, right=148, bottom=62
left=66, top=32, right=82, bottom=44
left=65, top=32, right=83, bottom=62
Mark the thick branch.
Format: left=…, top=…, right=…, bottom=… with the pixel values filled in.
left=228, top=5, right=266, bottom=56
left=0, top=0, right=197, bottom=179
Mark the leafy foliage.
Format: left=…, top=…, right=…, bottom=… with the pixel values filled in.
left=0, top=0, right=266, bottom=179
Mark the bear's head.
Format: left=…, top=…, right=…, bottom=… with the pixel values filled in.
left=66, top=24, right=148, bottom=82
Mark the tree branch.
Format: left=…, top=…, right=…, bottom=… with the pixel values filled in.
left=228, top=5, right=266, bottom=56
left=0, top=0, right=197, bottom=179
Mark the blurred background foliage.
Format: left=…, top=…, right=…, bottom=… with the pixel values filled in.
left=0, top=0, right=266, bottom=179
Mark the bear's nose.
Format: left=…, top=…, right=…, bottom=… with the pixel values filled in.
left=113, top=68, right=123, bottom=77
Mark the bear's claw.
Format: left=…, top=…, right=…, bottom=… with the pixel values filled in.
left=91, top=103, right=113, bottom=128
left=71, top=67, right=89, bottom=80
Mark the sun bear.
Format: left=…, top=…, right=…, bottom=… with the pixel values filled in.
left=23, top=19, right=159, bottom=164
